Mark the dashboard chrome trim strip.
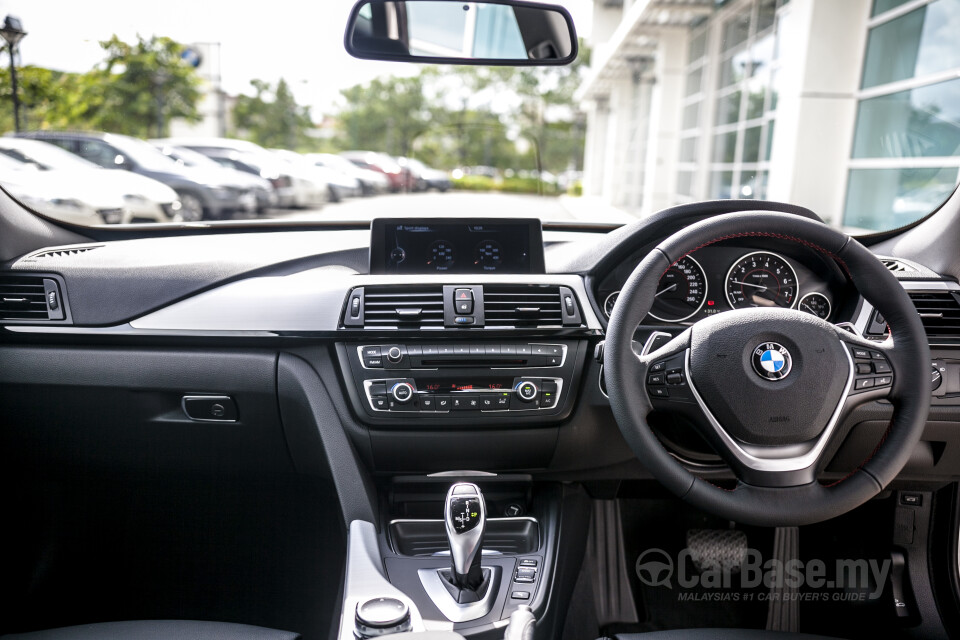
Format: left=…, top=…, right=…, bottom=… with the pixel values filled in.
left=124, top=269, right=602, bottom=332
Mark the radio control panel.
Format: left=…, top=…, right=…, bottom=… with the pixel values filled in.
left=357, top=342, right=567, bottom=369
left=336, top=340, right=587, bottom=427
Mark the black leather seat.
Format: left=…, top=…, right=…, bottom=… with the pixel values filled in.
left=607, top=630, right=841, bottom=640
left=0, top=620, right=300, bottom=640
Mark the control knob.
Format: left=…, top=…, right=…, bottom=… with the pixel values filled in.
left=390, top=382, right=415, bottom=403
left=514, top=380, right=539, bottom=402
left=386, top=346, right=403, bottom=363
left=354, top=597, right=411, bottom=638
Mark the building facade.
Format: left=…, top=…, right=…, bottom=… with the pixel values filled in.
left=578, top=0, right=960, bottom=231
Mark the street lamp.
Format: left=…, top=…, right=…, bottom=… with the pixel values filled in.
left=0, top=15, right=27, bottom=132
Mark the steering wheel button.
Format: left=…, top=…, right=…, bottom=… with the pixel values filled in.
left=649, top=387, right=669, bottom=398
left=855, top=378, right=875, bottom=390
left=666, top=372, right=683, bottom=385
left=870, top=350, right=885, bottom=359
left=874, top=361, right=892, bottom=373
left=650, top=361, right=666, bottom=373
left=875, top=376, right=893, bottom=387
left=856, top=363, right=874, bottom=374
left=647, top=373, right=666, bottom=386
left=852, top=347, right=871, bottom=360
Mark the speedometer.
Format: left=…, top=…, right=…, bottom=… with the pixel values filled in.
left=649, top=255, right=708, bottom=322
left=725, top=252, right=798, bottom=309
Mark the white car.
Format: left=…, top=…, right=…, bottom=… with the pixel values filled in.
left=0, top=137, right=181, bottom=223
left=270, top=149, right=361, bottom=202
left=305, top=152, right=389, bottom=196
left=154, top=137, right=328, bottom=209
left=0, top=153, right=130, bottom=225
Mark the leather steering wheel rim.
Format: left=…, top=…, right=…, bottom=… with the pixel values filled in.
left=604, top=212, right=930, bottom=526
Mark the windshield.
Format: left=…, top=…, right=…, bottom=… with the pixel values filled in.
left=2, top=0, right=958, bottom=231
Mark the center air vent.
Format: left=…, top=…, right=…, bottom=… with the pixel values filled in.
left=908, top=290, right=960, bottom=343
left=483, top=285, right=565, bottom=327
left=358, top=286, right=444, bottom=328
left=0, top=275, right=66, bottom=321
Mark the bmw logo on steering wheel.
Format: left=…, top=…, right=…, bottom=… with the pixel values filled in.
left=752, top=342, right=793, bottom=380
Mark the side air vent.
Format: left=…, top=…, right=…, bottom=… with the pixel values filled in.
left=0, top=275, right=66, bottom=321
left=483, top=285, right=566, bottom=327
left=22, top=245, right=102, bottom=261
left=909, top=290, right=960, bottom=343
left=359, top=286, right=445, bottom=328
left=880, top=258, right=915, bottom=273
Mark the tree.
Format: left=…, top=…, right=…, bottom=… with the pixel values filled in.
left=232, top=78, right=314, bottom=150
left=329, top=42, right=591, bottom=174
left=337, top=74, right=434, bottom=156
left=93, top=35, right=202, bottom=138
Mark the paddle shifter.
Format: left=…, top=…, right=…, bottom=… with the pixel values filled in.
left=443, top=482, right=487, bottom=595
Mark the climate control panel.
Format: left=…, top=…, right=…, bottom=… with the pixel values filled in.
left=336, top=340, right=587, bottom=427
left=363, top=376, right=562, bottom=414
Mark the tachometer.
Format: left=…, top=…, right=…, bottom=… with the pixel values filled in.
left=797, top=292, right=831, bottom=320
left=725, top=252, right=798, bottom=309
left=649, top=255, right=708, bottom=322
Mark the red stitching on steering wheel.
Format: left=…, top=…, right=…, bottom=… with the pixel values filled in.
left=658, top=229, right=881, bottom=490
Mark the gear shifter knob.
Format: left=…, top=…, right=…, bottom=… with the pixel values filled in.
left=444, top=482, right=486, bottom=589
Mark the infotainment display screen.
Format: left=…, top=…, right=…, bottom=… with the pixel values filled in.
left=369, top=218, right=545, bottom=274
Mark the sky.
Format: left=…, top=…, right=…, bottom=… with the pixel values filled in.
left=0, top=0, right=593, bottom=116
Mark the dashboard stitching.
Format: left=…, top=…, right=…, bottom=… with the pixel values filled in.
left=662, top=232, right=851, bottom=280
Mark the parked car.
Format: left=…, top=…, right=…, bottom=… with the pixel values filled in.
left=16, top=132, right=256, bottom=221
left=0, top=136, right=181, bottom=223
left=305, top=152, right=389, bottom=196
left=0, top=152, right=130, bottom=225
left=270, top=148, right=362, bottom=202
left=151, top=142, right=278, bottom=214
left=154, top=138, right=328, bottom=209
left=340, top=150, right=415, bottom=192
left=399, top=157, right=451, bottom=192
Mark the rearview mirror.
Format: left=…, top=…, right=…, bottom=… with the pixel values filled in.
left=344, top=0, right=577, bottom=66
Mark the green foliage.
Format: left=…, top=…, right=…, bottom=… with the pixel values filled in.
left=93, top=35, right=202, bottom=137
left=232, top=78, right=315, bottom=150
left=451, top=175, right=560, bottom=195
left=0, top=35, right=202, bottom=137
left=337, top=74, right=433, bottom=156
left=332, top=40, right=591, bottom=176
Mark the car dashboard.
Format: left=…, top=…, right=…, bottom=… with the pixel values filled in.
left=1, top=207, right=959, bottom=481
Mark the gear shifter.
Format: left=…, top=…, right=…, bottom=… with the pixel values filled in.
left=417, top=482, right=499, bottom=619
left=443, top=482, right=487, bottom=595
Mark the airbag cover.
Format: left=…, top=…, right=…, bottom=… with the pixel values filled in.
left=689, top=308, right=849, bottom=445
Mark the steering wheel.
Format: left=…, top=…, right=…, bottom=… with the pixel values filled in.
left=604, top=212, right=930, bottom=526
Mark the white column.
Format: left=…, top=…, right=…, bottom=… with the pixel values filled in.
left=641, top=30, right=689, bottom=216
left=582, top=99, right=609, bottom=197
left=766, top=0, right=871, bottom=224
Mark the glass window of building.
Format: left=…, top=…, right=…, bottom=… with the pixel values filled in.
left=674, top=0, right=788, bottom=204
left=845, top=0, right=960, bottom=230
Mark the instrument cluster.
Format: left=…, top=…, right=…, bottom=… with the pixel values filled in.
left=597, top=244, right=852, bottom=326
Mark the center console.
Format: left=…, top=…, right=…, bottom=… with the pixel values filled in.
left=339, top=476, right=590, bottom=640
